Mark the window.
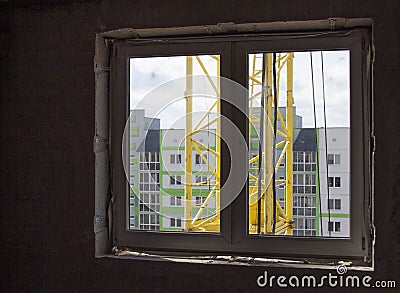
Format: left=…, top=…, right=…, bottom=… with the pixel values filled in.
left=293, top=173, right=316, bottom=194
left=170, top=218, right=182, bottom=228
left=328, top=221, right=341, bottom=232
left=195, top=154, right=207, bottom=165
left=169, top=175, right=182, bottom=186
left=170, top=196, right=182, bottom=206
left=103, top=24, right=372, bottom=262
left=293, top=196, right=316, bottom=217
left=140, top=172, right=160, bottom=191
left=294, top=218, right=316, bottom=236
left=129, top=216, right=136, bottom=229
left=139, top=193, right=160, bottom=212
left=195, top=175, right=210, bottom=184
left=194, top=196, right=206, bottom=206
left=140, top=152, right=160, bottom=171
left=328, top=199, right=342, bottom=210
left=327, top=154, right=341, bottom=165
left=170, top=154, right=182, bottom=164
left=328, top=176, right=341, bottom=188
left=293, top=152, right=316, bottom=172
left=140, top=214, right=160, bottom=230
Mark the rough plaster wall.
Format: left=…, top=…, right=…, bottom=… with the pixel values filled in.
left=0, top=0, right=399, bottom=291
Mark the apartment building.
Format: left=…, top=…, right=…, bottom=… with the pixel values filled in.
left=292, top=128, right=350, bottom=237
left=318, top=128, right=350, bottom=237
left=129, top=109, right=350, bottom=237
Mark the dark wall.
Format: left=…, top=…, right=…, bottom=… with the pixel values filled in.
left=1, top=0, right=399, bottom=291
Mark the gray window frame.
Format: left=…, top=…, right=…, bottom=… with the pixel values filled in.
left=109, top=29, right=372, bottom=262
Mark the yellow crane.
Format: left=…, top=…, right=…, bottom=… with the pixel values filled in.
left=184, top=53, right=295, bottom=235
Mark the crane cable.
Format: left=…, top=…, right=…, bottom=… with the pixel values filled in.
left=321, top=52, right=332, bottom=237
left=272, top=53, right=278, bottom=234
left=310, top=52, right=324, bottom=237
left=257, top=54, right=266, bottom=234
left=207, top=108, right=211, bottom=191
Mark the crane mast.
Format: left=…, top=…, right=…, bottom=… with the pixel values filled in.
left=184, top=53, right=295, bottom=235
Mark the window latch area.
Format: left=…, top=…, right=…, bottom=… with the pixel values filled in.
left=94, top=58, right=110, bottom=73
left=93, top=136, right=109, bottom=153
left=94, top=215, right=106, bottom=234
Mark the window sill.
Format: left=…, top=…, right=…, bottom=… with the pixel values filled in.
left=96, top=248, right=373, bottom=272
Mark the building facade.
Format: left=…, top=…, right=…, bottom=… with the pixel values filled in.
left=129, top=109, right=350, bottom=237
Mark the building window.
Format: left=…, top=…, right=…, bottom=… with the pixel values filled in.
left=328, top=176, right=341, bottom=188
left=170, top=196, right=182, bottom=206
left=195, top=154, right=207, bottom=165
left=294, top=218, right=316, bottom=236
left=293, top=151, right=316, bottom=172
left=139, top=172, right=160, bottom=191
left=195, top=175, right=210, bottom=184
left=140, top=213, right=160, bottom=230
left=170, top=218, right=182, bottom=228
left=293, top=173, right=316, bottom=194
left=139, top=193, right=160, bottom=212
left=293, top=196, right=316, bottom=217
left=278, top=176, right=285, bottom=189
left=129, top=216, right=136, bottom=229
left=170, top=154, right=182, bottom=164
left=328, top=221, right=341, bottom=232
left=194, top=196, right=206, bottom=206
left=328, top=199, right=342, bottom=210
left=170, top=175, right=182, bottom=186
left=140, top=152, right=160, bottom=171
left=327, top=154, right=341, bottom=165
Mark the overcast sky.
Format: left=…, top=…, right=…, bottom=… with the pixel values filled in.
left=130, top=51, right=350, bottom=129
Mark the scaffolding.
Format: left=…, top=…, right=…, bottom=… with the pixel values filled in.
left=184, top=53, right=295, bottom=235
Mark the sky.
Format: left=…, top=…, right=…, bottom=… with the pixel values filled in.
left=129, top=51, right=350, bottom=129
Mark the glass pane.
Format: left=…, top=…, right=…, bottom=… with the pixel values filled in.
left=335, top=154, right=341, bottom=164
left=127, top=55, right=220, bottom=233
left=247, top=51, right=350, bottom=238
left=327, top=154, right=334, bottom=164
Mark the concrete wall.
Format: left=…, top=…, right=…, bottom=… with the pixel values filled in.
left=1, top=0, right=399, bottom=291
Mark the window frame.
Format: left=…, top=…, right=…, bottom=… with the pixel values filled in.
left=195, top=153, right=207, bottom=165
left=328, top=221, right=342, bottom=233
left=328, top=176, right=342, bottom=188
left=109, top=29, right=372, bottom=261
left=328, top=153, right=341, bottom=165
left=170, top=196, right=182, bottom=207
left=328, top=198, right=342, bottom=210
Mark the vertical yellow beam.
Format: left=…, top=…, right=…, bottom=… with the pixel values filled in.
left=264, top=53, right=274, bottom=233
left=216, top=56, right=221, bottom=215
left=248, top=56, right=257, bottom=232
left=285, top=53, right=294, bottom=235
left=184, top=56, right=193, bottom=231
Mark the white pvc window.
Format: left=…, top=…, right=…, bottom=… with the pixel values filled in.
left=107, top=28, right=372, bottom=262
